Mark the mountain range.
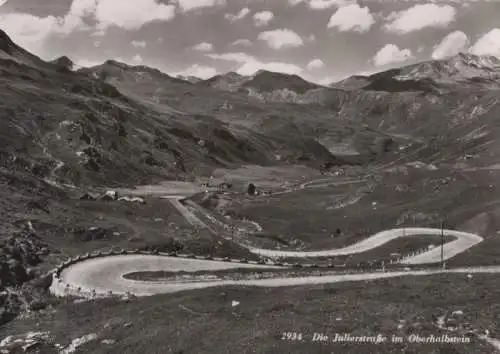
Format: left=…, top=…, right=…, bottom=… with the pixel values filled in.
left=2, top=27, right=500, bottom=190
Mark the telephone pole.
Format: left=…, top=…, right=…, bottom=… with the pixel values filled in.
left=441, top=220, right=445, bottom=269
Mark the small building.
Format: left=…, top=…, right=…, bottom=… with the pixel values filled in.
left=247, top=183, right=256, bottom=195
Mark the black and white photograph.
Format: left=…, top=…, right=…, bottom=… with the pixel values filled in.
left=1, top=0, right=500, bottom=352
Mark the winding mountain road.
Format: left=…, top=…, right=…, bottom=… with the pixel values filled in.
left=51, top=177, right=486, bottom=298
left=51, top=253, right=499, bottom=297
left=50, top=226, right=485, bottom=298
left=168, top=197, right=482, bottom=263
left=247, top=227, right=482, bottom=263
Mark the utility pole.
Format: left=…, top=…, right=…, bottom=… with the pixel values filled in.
left=441, top=220, right=445, bottom=269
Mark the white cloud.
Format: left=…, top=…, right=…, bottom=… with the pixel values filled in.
left=206, top=51, right=302, bottom=76
left=225, top=7, right=250, bottom=22
left=289, top=0, right=355, bottom=9
left=66, top=0, right=97, bottom=18
left=174, top=0, right=226, bottom=12
left=316, top=76, right=338, bottom=85
left=192, top=42, right=214, bottom=52
left=469, top=28, right=500, bottom=57
left=257, top=29, right=304, bottom=49
left=0, top=0, right=177, bottom=55
left=175, top=64, right=217, bottom=79
left=206, top=52, right=255, bottom=62
left=131, top=40, right=147, bottom=48
left=0, top=14, right=61, bottom=54
left=231, top=39, right=252, bottom=47
left=92, top=28, right=106, bottom=36
left=327, top=4, right=375, bottom=33
left=253, top=11, right=274, bottom=27
left=132, top=54, right=143, bottom=63
left=57, top=0, right=96, bottom=34
left=307, top=0, right=355, bottom=9
left=372, top=44, right=413, bottom=67
left=307, top=58, right=324, bottom=70
left=93, top=0, right=176, bottom=31
left=384, top=4, right=456, bottom=34
left=431, top=30, right=469, bottom=59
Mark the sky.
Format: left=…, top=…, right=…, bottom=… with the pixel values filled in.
left=1, top=0, right=500, bottom=84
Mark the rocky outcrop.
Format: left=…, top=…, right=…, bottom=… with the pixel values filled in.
left=50, top=56, right=74, bottom=71
left=0, top=229, right=51, bottom=325
left=0, top=231, right=47, bottom=288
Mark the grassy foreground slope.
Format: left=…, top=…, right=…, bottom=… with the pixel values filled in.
left=2, top=274, right=500, bottom=353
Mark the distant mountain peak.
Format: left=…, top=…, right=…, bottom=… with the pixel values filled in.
left=252, top=69, right=298, bottom=79
left=205, top=71, right=244, bottom=81
left=328, top=52, right=500, bottom=92
left=198, top=68, right=322, bottom=99
left=454, top=52, right=500, bottom=68
left=455, top=51, right=500, bottom=62
left=394, top=52, right=500, bottom=83
left=199, top=71, right=251, bottom=91
left=76, top=58, right=188, bottom=86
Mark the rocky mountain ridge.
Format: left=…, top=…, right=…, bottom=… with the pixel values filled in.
left=331, top=52, right=500, bottom=93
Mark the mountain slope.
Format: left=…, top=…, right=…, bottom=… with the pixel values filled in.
left=1, top=30, right=357, bottom=191
left=1, top=35, right=274, bottom=187
left=78, top=60, right=399, bottom=164
left=76, top=53, right=500, bottom=168
left=329, top=75, right=371, bottom=90
left=0, top=29, right=53, bottom=70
